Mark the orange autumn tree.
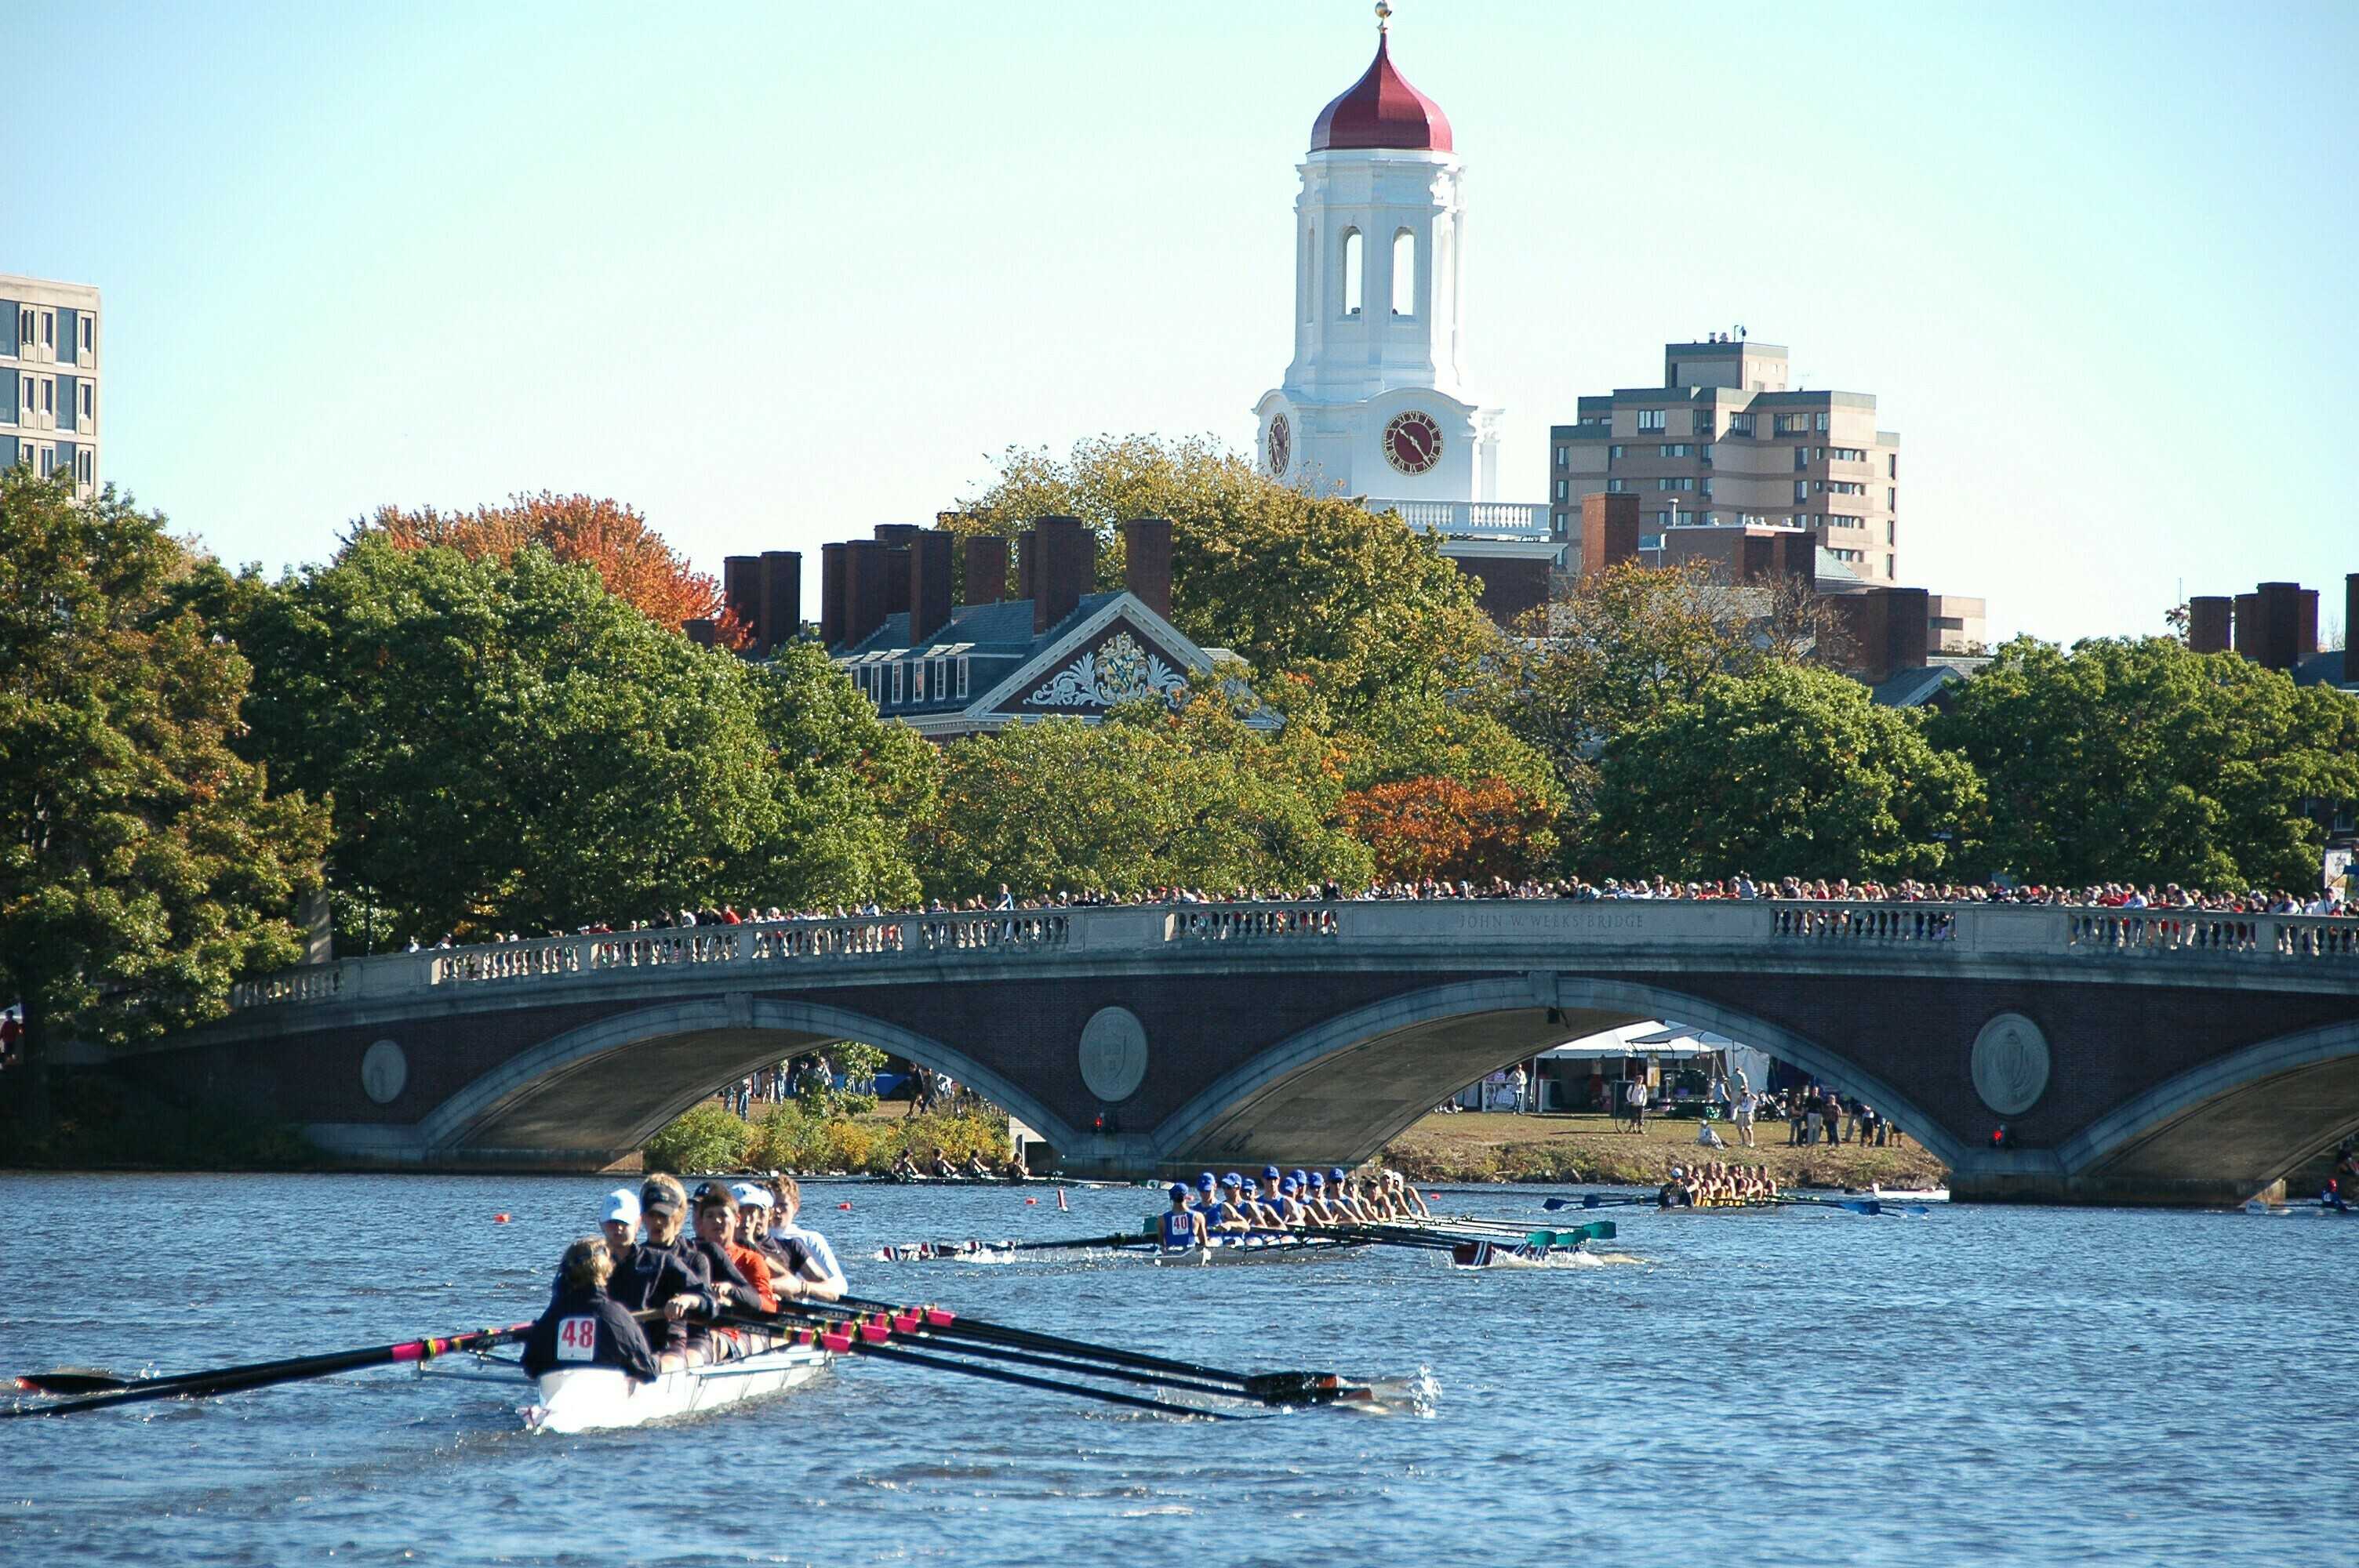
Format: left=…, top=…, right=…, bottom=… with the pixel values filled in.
left=347, top=492, right=740, bottom=642
left=1338, top=776, right=1557, bottom=884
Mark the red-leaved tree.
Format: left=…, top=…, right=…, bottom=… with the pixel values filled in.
left=347, top=492, right=740, bottom=643
left=1337, top=776, right=1556, bottom=883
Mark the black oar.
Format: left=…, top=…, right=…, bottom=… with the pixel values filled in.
left=1542, top=1193, right=1655, bottom=1211
left=830, top=1293, right=1353, bottom=1404
left=718, top=1308, right=1252, bottom=1420
left=4, top=1319, right=536, bottom=1419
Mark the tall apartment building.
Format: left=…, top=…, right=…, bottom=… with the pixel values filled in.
left=1, top=274, right=101, bottom=495
left=1548, top=339, right=1900, bottom=584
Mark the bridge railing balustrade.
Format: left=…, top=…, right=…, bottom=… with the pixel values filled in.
left=1171, top=903, right=1341, bottom=942
left=913, top=910, right=1071, bottom=953
left=1767, top=901, right=1955, bottom=943
left=229, top=965, right=346, bottom=1008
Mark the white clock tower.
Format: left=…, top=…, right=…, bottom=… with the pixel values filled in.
left=1253, top=11, right=1502, bottom=506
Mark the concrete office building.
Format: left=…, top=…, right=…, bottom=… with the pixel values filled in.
left=1550, top=338, right=1901, bottom=584
left=1, top=274, right=100, bottom=495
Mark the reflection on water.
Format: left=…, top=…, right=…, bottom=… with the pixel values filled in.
left=0, top=1172, right=2344, bottom=1567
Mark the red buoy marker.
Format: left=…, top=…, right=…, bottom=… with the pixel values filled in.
left=493, top=1213, right=511, bottom=1223
left=1025, top=1196, right=1038, bottom=1205
left=838, top=1201, right=852, bottom=1210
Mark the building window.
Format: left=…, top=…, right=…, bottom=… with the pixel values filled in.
left=1608, top=444, right=1623, bottom=461
left=78, top=383, right=91, bottom=421
left=958, top=657, right=971, bottom=699
left=889, top=662, right=903, bottom=705
left=1701, top=478, right=1714, bottom=499
left=1636, top=409, right=1666, bottom=432
left=1815, top=412, right=1830, bottom=432
left=1699, top=444, right=1714, bottom=466
left=1606, top=478, right=1627, bottom=493
left=1554, top=446, right=1568, bottom=468
left=14, top=309, right=28, bottom=343
left=1341, top=229, right=1363, bottom=317
left=79, top=317, right=92, bottom=354
left=39, top=379, right=51, bottom=415
left=1887, top=486, right=1896, bottom=512
left=1659, top=443, right=1690, bottom=458
left=1888, top=453, right=1899, bottom=478
left=1728, top=413, right=1754, bottom=435
left=1776, top=412, right=1808, bottom=435
left=1390, top=229, right=1416, bottom=316
left=1656, top=477, right=1693, bottom=492
left=38, top=311, right=53, bottom=349
left=1886, top=521, right=1896, bottom=545
left=76, top=446, right=93, bottom=485
left=1554, top=478, right=1568, bottom=501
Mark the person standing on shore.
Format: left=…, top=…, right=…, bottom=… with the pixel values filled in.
left=1624, top=1076, right=1648, bottom=1134
left=1733, top=1080, right=1758, bottom=1149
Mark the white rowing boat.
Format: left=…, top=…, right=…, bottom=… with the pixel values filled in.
left=522, top=1333, right=833, bottom=1435
left=1148, top=1238, right=1370, bottom=1266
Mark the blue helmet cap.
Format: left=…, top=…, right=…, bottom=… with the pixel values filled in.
left=1308, top=1171, right=1326, bottom=1187
left=1280, top=1178, right=1299, bottom=1193
left=1168, top=1183, right=1189, bottom=1200
left=1329, top=1167, right=1349, bottom=1181
left=1198, top=1172, right=1216, bottom=1189
left=1262, top=1164, right=1281, bottom=1180
left=1291, top=1169, right=1310, bottom=1187
left=1221, top=1173, right=1242, bottom=1188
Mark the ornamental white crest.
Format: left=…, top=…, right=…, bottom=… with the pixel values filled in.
left=1025, top=631, right=1186, bottom=709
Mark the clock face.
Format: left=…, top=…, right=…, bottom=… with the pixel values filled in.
left=1266, top=413, right=1292, bottom=478
left=1383, top=410, right=1443, bottom=475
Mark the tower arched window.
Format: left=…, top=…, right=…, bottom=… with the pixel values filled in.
left=1301, top=225, right=1315, bottom=324
left=1341, top=229, right=1363, bottom=317
left=1391, top=229, right=1416, bottom=317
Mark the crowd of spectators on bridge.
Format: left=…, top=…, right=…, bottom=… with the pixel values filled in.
left=385, top=869, right=2354, bottom=961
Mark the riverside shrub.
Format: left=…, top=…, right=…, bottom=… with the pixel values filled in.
left=643, top=1103, right=756, bottom=1173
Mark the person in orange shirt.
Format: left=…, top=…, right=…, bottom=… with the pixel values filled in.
left=687, top=1187, right=774, bottom=1356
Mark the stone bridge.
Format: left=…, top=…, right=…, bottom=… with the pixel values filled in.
left=100, top=900, right=2359, bottom=1206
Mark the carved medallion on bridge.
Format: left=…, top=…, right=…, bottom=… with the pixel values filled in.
left=1970, top=1012, right=2049, bottom=1116
left=360, top=1039, right=409, bottom=1105
left=1078, top=1006, right=1149, bottom=1102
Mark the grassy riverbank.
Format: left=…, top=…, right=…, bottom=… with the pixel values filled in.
left=1383, top=1110, right=1948, bottom=1190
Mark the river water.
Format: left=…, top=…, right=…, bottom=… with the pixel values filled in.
left=0, top=1172, right=2347, bottom=1566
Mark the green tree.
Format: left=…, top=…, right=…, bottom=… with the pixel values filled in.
left=1928, top=637, right=2359, bottom=891
left=189, top=538, right=929, bottom=942
left=1591, top=662, right=1983, bottom=880
left=1486, top=561, right=1834, bottom=809
left=951, top=434, right=1498, bottom=714
left=911, top=695, right=1372, bottom=902
left=0, top=470, right=330, bottom=1125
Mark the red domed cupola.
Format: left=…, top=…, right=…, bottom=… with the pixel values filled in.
left=1308, top=19, right=1453, bottom=154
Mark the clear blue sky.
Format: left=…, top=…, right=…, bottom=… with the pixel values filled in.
left=9, top=2, right=2355, bottom=641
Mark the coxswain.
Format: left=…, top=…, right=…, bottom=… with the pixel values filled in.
left=765, top=1175, right=848, bottom=1301
left=1656, top=1166, right=1693, bottom=1208
left=1158, top=1183, right=1209, bottom=1251
left=552, top=1187, right=643, bottom=1305
left=607, top=1175, right=724, bottom=1369
left=522, top=1237, right=659, bottom=1385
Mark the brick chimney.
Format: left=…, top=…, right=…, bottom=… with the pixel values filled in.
left=2187, top=596, right=2231, bottom=654
left=758, top=550, right=800, bottom=652
left=1121, top=517, right=1172, bottom=619
left=2297, top=587, right=2320, bottom=658
left=722, top=556, right=760, bottom=646
left=1031, top=516, right=1094, bottom=635
left=820, top=542, right=849, bottom=649
left=2255, top=582, right=2303, bottom=671
left=2347, top=575, right=2359, bottom=661
left=1579, top=493, right=1640, bottom=579
left=682, top=618, right=717, bottom=647
left=1016, top=530, right=1035, bottom=604
left=2233, top=592, right=2260, bottom=657
left=964, top=535, right=1008, bottom=605
left=873, top=525, right=920, bottom=621
left=908, top=530, right=954, bottom=644
left=841, top=539, right=892, bottom=650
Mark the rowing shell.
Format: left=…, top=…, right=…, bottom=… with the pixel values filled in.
left=522, top=1334, right=833, bottom=1435
left=1147, top=1238, right=1370, bottom=1267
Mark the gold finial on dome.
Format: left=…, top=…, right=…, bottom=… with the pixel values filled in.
left=1375, top=2, right=1392, bottom=31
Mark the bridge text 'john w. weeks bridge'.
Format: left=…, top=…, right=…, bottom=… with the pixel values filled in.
left=124, top=900, right=2359, bottom=1206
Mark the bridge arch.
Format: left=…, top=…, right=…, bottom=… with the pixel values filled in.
left=2057, top=1017, right=2359, bottom=1195
left=1151, top=976, right=1969, bottom=1171
left=418, top=996, right=1085, bottom=1164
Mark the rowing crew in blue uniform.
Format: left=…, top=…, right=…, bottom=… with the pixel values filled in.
left=1160, top=1184, right=1210, bottom=1249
